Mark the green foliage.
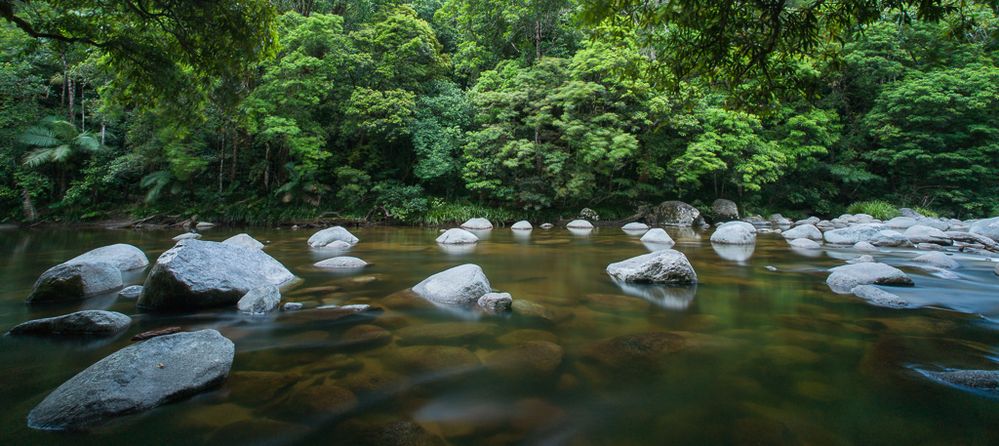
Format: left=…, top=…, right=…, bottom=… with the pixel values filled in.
left=847, top=201, right=901, bottom=220
left=419, top=199, right=517, bottom=226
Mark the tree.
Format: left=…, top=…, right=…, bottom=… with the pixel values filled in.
left=18, top=116, right=103, bottom=195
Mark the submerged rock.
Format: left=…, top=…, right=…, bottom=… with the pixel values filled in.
left=710, top=199, right=739, bottom=222
left=646, top=201, right=703, bottom=227
left=826, top=262, right=914, bottom=294
left=460, top=218, right=493, bottom=230
left=710, top=221, right=757, bottom=245
left=26, top=262, right=123, bottom=304
left=851, top=285, right=909, bottom=309
left=314, top=256, right=368, bottom=269
left=435, top=228, right=479, bottom=244
left=606, top=250, right=697, bottom=284
left=68, top=244, right=148, bottom=272
left=237, top=285, right=281, bottom=315
left=139, top=239, right=295, bottom=311
left=789, top=238, right=821, bottom=249
left=397, top=322, right=496, bottom=345
left=582, top=332, right=687, bottom=373
left=307, top=226, right=359, bottom=248
left=412, top=264, right=491, bottom=306
left=781, top=224, right=822, bottom=241
left=478, top=292, right=513, bottom=313
left=640, top=228, right=675, bottom=246
left=391, top=345, right=481, bottom=374
left=511, top=220, right=533, bottom=230
left=566, top=219, right=593, bottom=229
left=8, top=310, right=130, bottom=336
left=222, top=233, right=265, bottom=250
left=485, top=341, right=564, bottom=379
left=27, top=329, right=234, bottom=431
left=913, top=252, right=960, bottom=269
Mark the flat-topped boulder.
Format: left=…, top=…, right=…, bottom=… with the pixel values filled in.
left=27, top=329, right=234, bottom=431
left=781, top=224, right=821, bottom=241
left=412, top=264, right=491, bottom=306
left=826, top=262, right=913, bottom=294
left=606, top=250, right=697, bottom=284
left=307, top=226, right=359, bottom=248
left=870, top=230, right=911, bottom=247
left=436, top=228, right=478, bottom=244
left=566, top=219, right=593, bottom=229
left=26, top=262, right=123, bottom=304
left=710, top=221, right=757, bottom=245
left=460, top=218, right=493, bottom=230
left=138, top=239, right=295, bottom=310
left=222, top=233, right=264, bottom=250
left=640, top=228, right=674, bottom=246
left=314, top=256, right=368, bottom=269
left=885, top=217, right=917, bottom=229
left=511, top=220, right=533, bottom=230
left=904, top=225, right=952, bottom=245
left=823, top=223, right=885, bottom=245
left=646, top=201, right=703, bottom=226
left=68, top=244, right=148, bottom=272
left=8, top=310, right=131, bottom=336
left=970, top=217, right=999, bottom=242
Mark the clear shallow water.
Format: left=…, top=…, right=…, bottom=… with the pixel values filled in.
left=1, top=226, right=999, bottom=445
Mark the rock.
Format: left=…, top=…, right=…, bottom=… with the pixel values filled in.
left=969, top=217, right=999, bottom=242
left=823, top=223, right=885, bottom=245
left=391, top=345, right=480, bottom=374
left=460, top=218, right=493, bottom=230
left=511, top=220, right=532, bottom=230
left=477, top=292, right=513, bottom=313
left=781, top=224, right=822, bottom=241
left=436, top=228, right=479, bottom=244
left=710, top=199, right=739, bottom=221
left=853, top=241, right=878, bottom=251
left=606, top=250, right=697, bottom=284
left=640, top=228, right=675, bottom=246
left=710, top=221, right=757, bottom=245
left=138, top=239, right=295, bottom=311
left=27, top=330, right=234, bottom=431
left=222, top=233, right=264, bottom=250
left=995, top=264, right=998, bottom=276
left=26, top=262, right=123, bottom=303
left=131, top=327, right=183, bottom=341
left=904, top=225, right=952, bottom=245
left=826, top=262, right=914, bottom=294
left=579, top=207, right=600, bottom=221
left=794, top=216, right=820, bottom=226
left=195, top=222, right=216, bottom=230
left=945, top=231, right=999, bottom=251
left=307, top=226, right=359, bottom=248
left=397, top=322, right=495, bottom=345
left=582, top=332, right=687, bottom=373
left=68, top=244, right=148, bottom=272
left=622, top=222, right=650, bottom=231
left=282, top=302, right=304, bottom=311
left=917, top=242, right=946, bottom=251
left=899, top=208, right=924, bottom=218
left=341, top=324, right=392, bottom=349
left=921, top=369, right=999, bottom=391
left=885, top=217, right=917, bottom=229
left=172, top=232, right=201, bottom=241
left=323, top=240, right=353, bottom=250
left=851, top=285, right=909, bottom=308
left=237, top=285, right=281, bottom=315
left=847, top=255, right=876, bottom=264
left=646, top=201, right=703, bottom=226
left=314, top=256, right=368, bottom=269
left=339, top=420, right=446, bottom=446
left=870, top=230, right=912, bottom=247
left=769, top=213, right=792, bottom=227
left=913, top=252, right=960, bottom=269
left=789, top=238, right=821, bottom=249
left=485, top=341, right=564, bottom=379
left=566, top=219, right=593, bottom=229
left=118, top=285, right=143, bottom=299
left=916, top=217, right=950, bottom=231
left=8, top=310, right=130, bottom=336
left=412, top=264, right=491, bottom=306
left=540, top=223, right=554, bottom=229
left=511, top=300, right=570, bottom=324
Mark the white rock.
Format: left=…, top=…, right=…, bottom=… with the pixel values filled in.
left=436, top=228, right=479, bottom=244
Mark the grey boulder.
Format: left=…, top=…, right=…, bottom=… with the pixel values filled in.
left=68, top=244, right=148, bottom=272
left=118, top=285, right=143, bottom=299
left=640, top=228, right=675, bottom=246
left=307, top=226, right=359, bottom=248
left=436, top=228, right=479, bottom=244
left=781, top=224, right=822, bottom=241
left=314, top=256, right=368, bottom=269
left=566, top=219, right=594, bottom=229
left=913, top=252, right=959, bottom=269
left=606, top=250, right=697, bottom=284
left=511, top=220, right=533, bottom=230
left=412, top=264, right=491, bottom=306
left=26, top=262, right=123, bottom=304
left=885, top=217, right=917, bottom=229
left=922, top=369, right=999, bottom=391
left=237, top=285, right=282, bottom=315
left=853, top=241, right=878, bottom=251
left=823, top=223, right=885, bottom=245
left=138, top=239, right=295, bottom=310
left=851, top=285, right=909, bottom=308
left=27, top=329, right=234, bottom=431
left=789, top=238, right=821, bottom=249
left=870, top=230, right=912, bottom=247
left=478, top=292, right=513, bottom=313
left=710, top=199, right=739, bottom=221
left=710, top=221, right=757, bottom=245
left=460, top=218, right=493, bottom=230
left=222, top=233, right=265, bottom=250
left=622, top=222, right=650, bottom=231
left=172, top=232, right=201, bottom=241
left=970, top=217, right=999, bottom=242
left=646, top=201, right=703, bottom=226
left=826, top=262, right=914, bottom=293
left=8, top=310, right=131, bottom=336
left=904, top=225, right=951, bottom=245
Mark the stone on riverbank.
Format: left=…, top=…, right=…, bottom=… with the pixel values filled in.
left=237, top=285, right=282, bottom=315
left=970, top=217, right=999, bottom=242
left=412, top=264, right=491, bottom=306
left=904, top=225, right=951, bottom=245
left=913, top=252, right=959, bottom=269
left=460, top=218, right=493, bottom=230
left=27, top=329, right=234, bottom=431
left=710, top=199, right=739, bottom=221
left=710, top=221, right=757, bottom=245
left=68, top=244, right=148, bottom=272
left=436, top=228, right=478, bottom=244
left=823, top=224, right=885, bottom=245
left=646, top=201, right=703, bottom=227
left=826, top=262, right=913, bottom=294
left=26, top=262, right=123, bottom=304
left=139, top=239, right=295, bottom=310
left=8, top=310, right=131, bottom=336
left=781, top=224, right=822, bottom=241
left=854, top=241, right=878, bottom=251
left=606, top=250, right=697, bottom=284
left=222, top=233, right=265, bottom=250
left=307, top=226, right=359, bottom=248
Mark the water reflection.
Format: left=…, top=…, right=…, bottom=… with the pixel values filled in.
left=437, top=243, right=477, bottom=255
left=790, top=246, right=824, bottom=258
left=568, top=228, right=593, bottom=237
left=711, top=242, right=755, bottom=262
left=612, top=279, right=697, bottom=310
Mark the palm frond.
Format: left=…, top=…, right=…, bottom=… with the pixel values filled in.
left=18, top=126, right=58, bottom=147
left=74, top=133, right=103, bottom=152
left=23, top=148, right=54, bottom=167
left=51, top=145, right=73, bottom=163
left=48, top=120, right=78, bottom=140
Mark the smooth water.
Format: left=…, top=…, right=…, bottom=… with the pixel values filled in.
left=2, top=226, right=999, bottom=445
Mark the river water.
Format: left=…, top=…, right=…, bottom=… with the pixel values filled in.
left=1, top=226, right=998, bottom=445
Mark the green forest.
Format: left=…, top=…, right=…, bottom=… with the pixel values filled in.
left=1, top=0, right=997, bottom=225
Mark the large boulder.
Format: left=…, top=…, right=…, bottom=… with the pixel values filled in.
left=138, top=239, right=295, bottom=310
left=823, top=223, right=885, bottom=245
left=913, top=252, right=960, bottom=269
left=68, top=244, right=148, bottom=272
left=460, top=218, right=493, bottom=230
left=645, top=201, right=703, bottom=227
left=222, top=233, right=264, bottom=250
left=870, top=230, right=912, bottom=247
left=307, top=226, right=359, bottom=248
left=606, top=250, right=697, bottom=284
left=26, top=262, right=123, bottom=304
left=710, top=221, right=757, bottom=245
left=710, top=199, right=739, bottom=222
left=885, top=217, right=917, bottom=230
left=436, top=228, right=478, bottom=244
left=970, top=217, right=999, bottom=242
left=412, top=264, right=491, bottom=306
left=904, top=225, right=951, bottom=245
left=511, top=220, right=533, bottom=230
left=7, top=310, right=131, bottom=336
left=781, top=224, right=822, bottom=241
left=640, top=228, right=675, bottom=246
left=27, top=329, right=234, bottom=431
left=826, top=262, right=914, bottom=294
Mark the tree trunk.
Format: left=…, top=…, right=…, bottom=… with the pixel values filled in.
left=21, top=187, right=37, bottom=222
left=60, top=50, right=66, bottom=109
left=100, top=123, right=105, bottom=145
left=264, top=143, right=271, bottom=190
left=80, top=82, right=85, bottom=131
left=67, top=75, right=75, bottom=125
left=535, top=20, right=542, bottom=62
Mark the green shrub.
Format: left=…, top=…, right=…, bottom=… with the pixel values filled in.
left=846, top=200, right=900, bottom=220
left=910, top=206, right=939, bottom=218
left=419, top=199, right=517, bottom=226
